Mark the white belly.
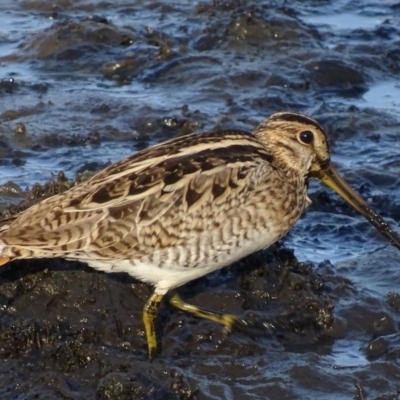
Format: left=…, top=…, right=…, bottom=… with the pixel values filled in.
left=81, top=225, right=283, bottom=294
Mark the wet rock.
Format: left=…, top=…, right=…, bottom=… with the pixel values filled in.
left=304, top=59, right=368, bottom=95
left=387, top=292, right=400, bottom=313
left=0, top=78, right=15, bottom=93
left=8, top=19, right=139, bottom=63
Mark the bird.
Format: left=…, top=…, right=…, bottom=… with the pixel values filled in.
left=0, top=111, right=399, bottom=358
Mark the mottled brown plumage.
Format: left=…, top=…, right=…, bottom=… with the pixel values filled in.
left=0, top=111, right=399, bottom=357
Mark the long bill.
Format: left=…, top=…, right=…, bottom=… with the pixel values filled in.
left=315, top=164, right=400, bottom=251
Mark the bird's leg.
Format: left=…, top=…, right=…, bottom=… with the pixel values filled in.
left=168, top=292, right=247, bottom=334
left=143, top=292, right=165, bottom=358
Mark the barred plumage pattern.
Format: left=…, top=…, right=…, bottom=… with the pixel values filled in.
left=0, top=125, right=311, bottom=276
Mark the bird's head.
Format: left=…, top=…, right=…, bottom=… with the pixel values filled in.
left=254, top=112, right=400, bottom=251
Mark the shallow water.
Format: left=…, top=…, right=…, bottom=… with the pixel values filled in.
left=0, top=0, right=400, bottom=399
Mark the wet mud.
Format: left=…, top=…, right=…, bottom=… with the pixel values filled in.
left=0, top=0, right=400, bottom=399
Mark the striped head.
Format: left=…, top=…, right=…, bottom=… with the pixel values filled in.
left=254, top=112, right=330, bottom=177
left=255, top=111, right=400, bottom=252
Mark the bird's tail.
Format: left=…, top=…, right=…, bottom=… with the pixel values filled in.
left=0, top=241, right=10, bottom=266
left=0, top=256, right=9, bottom=266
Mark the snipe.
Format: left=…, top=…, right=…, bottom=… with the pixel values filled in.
left=0, top=112, right=398, bottom=357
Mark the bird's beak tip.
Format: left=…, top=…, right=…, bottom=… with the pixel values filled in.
left=318, top=164, right=400, bottom=251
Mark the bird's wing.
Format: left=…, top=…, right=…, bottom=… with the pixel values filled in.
left=0, top=130, right=275, bottom=260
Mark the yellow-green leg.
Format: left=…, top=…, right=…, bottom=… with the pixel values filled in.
left=168, top=292, right=247, bottom=333
left=143, top=292, right=165, bottom=358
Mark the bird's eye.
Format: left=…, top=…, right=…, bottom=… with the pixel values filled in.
left=299, top=130, right=314, bottom=144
